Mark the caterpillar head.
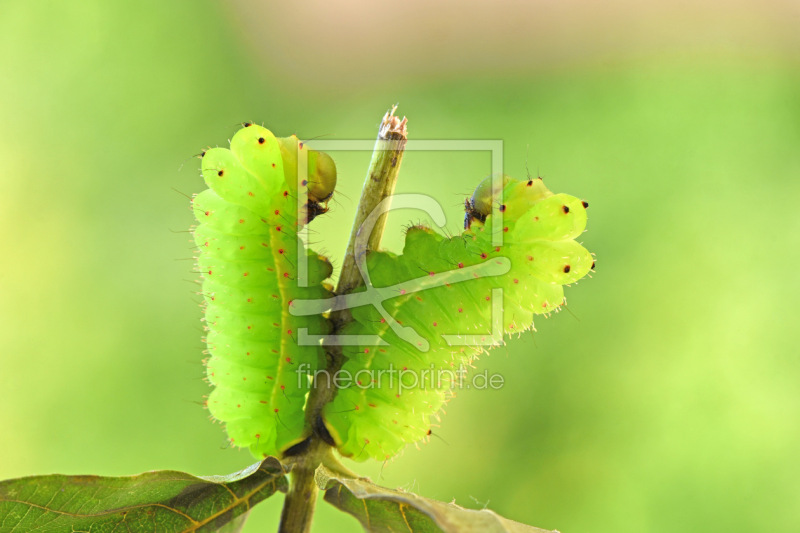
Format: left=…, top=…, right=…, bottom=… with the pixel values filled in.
left=275, top=135, right=338, bottom=204
left=468, top=174, right=511, bottom=219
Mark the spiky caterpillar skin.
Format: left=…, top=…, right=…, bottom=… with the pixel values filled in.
left=193, top=124, right=335, bottom=458
left=323, top=176, right=593, bottom=460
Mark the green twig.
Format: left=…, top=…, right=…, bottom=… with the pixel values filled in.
left=278, top=106, right=408, bottom=533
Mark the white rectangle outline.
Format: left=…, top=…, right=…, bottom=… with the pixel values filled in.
left=294, top=139, right=505, bottom=348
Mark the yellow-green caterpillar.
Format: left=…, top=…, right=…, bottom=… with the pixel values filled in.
left=322, top=175, right=593, bottom=460
left=193, top=124, right=336, bottom=458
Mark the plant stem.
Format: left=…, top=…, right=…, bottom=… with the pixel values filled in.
left=277, top=106, right=408, bottom=533
left=336, top=105, right=408, bottom=296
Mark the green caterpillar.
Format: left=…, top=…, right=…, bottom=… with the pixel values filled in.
left=322, top=175, right=593, bottom=460
left=193, top=124, right=336, bottom=458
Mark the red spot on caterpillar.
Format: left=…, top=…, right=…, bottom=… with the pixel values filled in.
left=243, top=272, right=249, bottom=276
left=280, top=384, right=285, bottom=390
left=262, top=242, right=268, bottom=247
left=285, top=355, right=292, bottom=361
left=364, top=348, right=370, bottom=354
left=503, top=227, right=509, bottom=232
left=458, top=262, right=464, bottom=268
left=480, top=252, right=487, bottom=259
left=283, top=190, right=289, bottom=197
left=278, top=249, right=284, bottom=254
left=267, top=375, right=274, bottom=380
left=260, top=400, right=267, bottom=404
left=271, top=162, right=276, bottom=168
left=582, top=200, right=589, bottom=208
left=563, top=265, right=571, bottom=273
left=591, top=261, right=596, bottom=270
left=380, top=318, right=386, bottom=323
left=379, top=348, right=386, bottom=353
left=433, top=321, right=438, bottom=326
left=458, top=308, right=463, bottom=313
left=299, top=142, right=304, bottom=149
left=247, top=325, right=252, bottom=330
left=527, top=255, right=533, bottom=261
left=392, top=420, right=398, bottom=424
left=499, top=204, right=506, bottom=212
left=258, top=137, right=265, bottom=144
left=301, top=179, right=308, bottom=186
left=368, top=403, right=376, bottom=408
left=204, top=211, right=210, bottom=216
left=239, top=219, right=245, bottom=224
left=283, top=272, right=290, bottom=278
left=217, top=170, right=224, bottom=177
left=237, top=404, right=241, bottom=408
left=255, top=433, right=261, bottom=439
left=274, top=408, right=279, bottom=413
left=416, top=296, right=422, bottom=301
left=242, top=377, right=247, bottom=380
left=354, top=405, right=360, bottom=411
left=513, top=278, right=519, bottom=284
left=274, top=210, right=280, bottom=215
left=400, top=289, right=407, bottom=295
left=239, top=245, right=245, bottom=250
left=204, top=242, right=210, bottom=247
left=276, top=226, right=282, bottom=232
left=207, top=270, right=212, bottom=275
left=272, top=322, right=280, bottom=327
left=562, top=205, right=570, bottom=213
left=485, top=295, right=490, bottom=301
left=243, top=122, right=252, bottom=127
left=246, top=352, right=250, bottom=355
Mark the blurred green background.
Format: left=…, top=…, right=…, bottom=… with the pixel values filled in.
left=1, top=0, right=799, bottom=531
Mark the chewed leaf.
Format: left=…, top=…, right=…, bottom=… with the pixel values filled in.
left=318, top=466, right=556, bottom=533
